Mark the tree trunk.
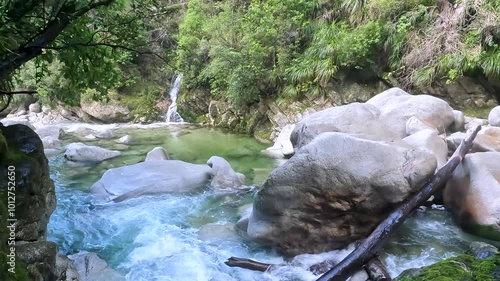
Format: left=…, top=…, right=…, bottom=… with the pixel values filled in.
left=316, top=125, right=481, bottom=281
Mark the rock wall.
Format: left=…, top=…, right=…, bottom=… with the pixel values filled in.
left=0, top=124, right=70, bottom=281
left=178, top=74, right=498, bottom=142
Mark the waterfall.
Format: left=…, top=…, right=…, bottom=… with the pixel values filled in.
left=165, top=74, right=184, bottom=123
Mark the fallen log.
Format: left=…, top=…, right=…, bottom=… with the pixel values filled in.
left=225, top=257, right=274, bottom=272
left=316, top=125, right=481, bottom=281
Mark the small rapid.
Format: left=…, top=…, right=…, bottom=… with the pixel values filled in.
left=46, top=124, right=494, bottom=280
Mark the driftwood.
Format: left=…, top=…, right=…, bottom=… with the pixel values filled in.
left=225, top=257, right=274, bottom=272
left=316, top=125, right=481, bottom=281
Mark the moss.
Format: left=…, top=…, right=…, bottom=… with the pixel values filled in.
left=463, top=107, right=494, bottom=119
left=0, top=252, right=32, bottom=281
left=398, top=253, right=500, bottom=281
left=0, top=131, right=7, bottom=162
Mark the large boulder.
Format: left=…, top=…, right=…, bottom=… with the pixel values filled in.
left=489, top=106, right=500, bottom=127
left=80, top=100, right=131, bottom=123
left=290, top=102, right=400, bottom=151
left=145, top=147, right=170, bottom=161
left=446, top=127, right=500, bottom=153
left=366, top=87, right=455, bottom=137
left=90, top=160, right=212, bottom=202
left=68, top=252, right=124, bottom=281
left=0, top=124, right=58, bottom=280
left=443, top=152, right=500, bottom=241
left=64, top=143, right=121, bottom=162
left=403, top=129, right=448, bottom=168
left=55, top=253, right=81, bottom=281
left=207, top=156, right=245, bottom=190
left=242, top=132, right=436, bottom=255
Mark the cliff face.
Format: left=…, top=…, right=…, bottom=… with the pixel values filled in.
left=0, top=124, right=58, bottom=280
left=178, top=75, right=498, bottom=141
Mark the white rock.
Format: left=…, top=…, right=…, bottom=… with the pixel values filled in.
left=28, top=102, right=41, bottom=113
left=207, top=156, right=245, bottom=190
left=403, top=129, right=448, bottom=168
left=145, top=147, right=169, bottom=161
left=116, top=135, right=132, bottom=144
left=64, top=143, right=121, bottom=162
left=405, top=116, right=439, bottom=135
left=488, top=106, right=500, bottom=127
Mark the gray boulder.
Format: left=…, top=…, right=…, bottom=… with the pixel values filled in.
left=96, top=129, right=114, bottom=139
left=403, top=129, right=448, bottom=168
left=446, top=127, right=500, bottom=153
left=64, top=143, right=121, bottom=162
left=68, top=252, right=124, bottom=281
left=266, top=124, right=296, bottom=158
left=42, top=136, right=62, bottom=149
left=488, top=106, right=500, bottom=127
left=55, top=253, right=81, bottom=281
left=243, top=132, right=436, bottom=255
left=443, top=152, right=500, bottom=241
left=90, top=160, right=212, bottom=202
left=145, top=147, right=170, bottom=161
left=116, top=135, right=132, bottom=144
left=207, top=156, right=245, bottom=190
left=29, top=102, right=41, bottom=113
left=367, top=87, right=455, bottom=137
left=405, top=116, right=438, bottom=136
left=290, top=102, right=400, bottom=151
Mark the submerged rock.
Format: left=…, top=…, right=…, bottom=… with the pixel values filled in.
left=243, top=132, right=436, bottom=255
left=443, top=152, right=500, bottom=241
left=64, top=142, right=121, bottom=162
left=90, top=160, right=212, bottom=202
left=116, top=135, right=133, bottom=144
left=467, top=242, right=498, bottom=259
left=207, top=156, right=245, bottom=190
left=145, top=146, right=170, bottom=161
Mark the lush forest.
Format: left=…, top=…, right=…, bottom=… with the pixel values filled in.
left=1, top=0, right=499, bottom=119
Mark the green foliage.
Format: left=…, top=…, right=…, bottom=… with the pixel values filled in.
left=121, top=86, right=163, bottom=122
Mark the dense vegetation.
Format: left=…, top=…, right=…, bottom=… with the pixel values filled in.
left=176, top=0, right=499, bottom=106
left=0, top=0, right=498, bottom=118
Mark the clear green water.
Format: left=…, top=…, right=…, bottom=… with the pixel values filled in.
left=46, top=123, right=497, bottom=281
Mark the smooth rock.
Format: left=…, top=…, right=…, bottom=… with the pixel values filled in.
left=367, top=87, right=455, bottom=137
left=42, top=136, right=62, bottom=149
left=29, top=102, right=41, bottom=113
left=488, top=106, right=500, bottom=127
left=266, top=124, right=296, bottom=158
left=447, top=127, right=500, bottom=153
left=145, top=147, right=170, bottom=161
left=452, top=110, right=465, bottom=132
left=406, top=116, right=439, bottom=135
left=464, top=117, right=488, bottom=131
left=0, top=116, right=35, bottom=130
left=403, top=129, right=448, bottom=168
left=64, top=142, right=121, bottom=162
left=290, top=102, right=400, bottom=151
left=245, top=132, right=436, bottom=255
left=68, top=252, right=124, bottom=281
left=207, top=156, right=245, bottom=190
left=117, top=135, right=132, bottom=144
left=96, top=129, right=114, bottom=139
left=443, top=152, right=500, bottom=241
left=90, top=160, right=212, bottom=202
left=467, top=241, right=498, bottom=259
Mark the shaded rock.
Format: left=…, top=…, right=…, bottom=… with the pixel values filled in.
left=403, top=129, right=448, bottom=168
left=68, top=252, right=124, bottom=281
left=55, top=253, right=81, bottom=281
left=90, top=160, right=212, bottom=202
left=489, top=106, right=500, bottom=127
left=36, top=125, right=65, bottom=140
left=406, top=116, right=439, bottom=135
left=29, top=102, right=41, bottom=113
left=350, top=269, right=370, bottom=281
left=367, top=87, right=455, bottom=137
left=64, top=143, right=121, bottom=162
left=290, top=102, right=400, bottom=151
left=464, top=117, right=488, bottom=131
left=444, top=152, right=500, bottom=241
left=447, top=127, right=500, bottom=153
left=207, top=156, right=245, bottom=190
left=467, top=241, right=498, bottom=259
left=453, top=110, right=465, bottom=132
left=245, top=132, right=436, bottom=255
left=145, top=147, right=170, bottom=161
left=266, top=124, right=295, bottom=158
left=116, top=135, right=132, bottom=144
left=80, top=99, right=131, bottom=123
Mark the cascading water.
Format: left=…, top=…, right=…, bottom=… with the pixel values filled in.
left=165, top=74, right=184, bottom=123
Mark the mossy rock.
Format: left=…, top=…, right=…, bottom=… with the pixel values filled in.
left=396, top=253, right=500, bottom=281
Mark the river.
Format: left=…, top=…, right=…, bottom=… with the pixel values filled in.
left=46, top=123, right=492, bottom=281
